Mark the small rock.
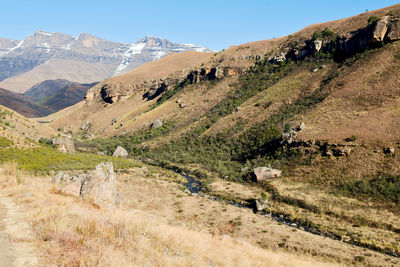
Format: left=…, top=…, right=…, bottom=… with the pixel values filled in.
left=254, top=199, right=268, bottom=212
left=383, top=147, right=395, bottom=154
left=112, top=146, right=128, bottom=158
left=80, top=121, right=90, bottom=131
left=151, top=119, right=163, bottom=129
left=297, top=122, right=306, bottom=131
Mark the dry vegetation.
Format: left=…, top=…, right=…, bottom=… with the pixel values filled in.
left=0, top=164, right=345, bottom=267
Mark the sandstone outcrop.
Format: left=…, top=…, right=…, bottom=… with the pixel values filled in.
left=52, top=135, right=75, bottom=153
left=252, top=167, right=282, bottom=182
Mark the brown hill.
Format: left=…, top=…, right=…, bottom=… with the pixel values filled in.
left=0, top=87, right=49, bottom=117
left=51, top=4, right=400, bottom=145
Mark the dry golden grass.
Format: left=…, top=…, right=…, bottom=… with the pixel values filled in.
left=0, top=162, right=18, bottom=188
left=0, top=165, right=340, bottom=267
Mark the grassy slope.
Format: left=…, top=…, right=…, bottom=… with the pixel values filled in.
left=46, top=3, right=400, bottom=259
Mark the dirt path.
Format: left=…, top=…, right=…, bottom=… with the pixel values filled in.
left=0, top=202, right=14, bottom=267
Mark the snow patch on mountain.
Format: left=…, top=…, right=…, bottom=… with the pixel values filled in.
left=0, top=40, right=24, bottom=57
left=63, top=36, right=79, bottom=50
left=113, top=42, right=146, bottom=75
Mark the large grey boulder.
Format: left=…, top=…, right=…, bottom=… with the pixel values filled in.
left=151, top=119, right=163, bottom=129
left=252, top=167, right=281, bottom=182
left=80, top=162, right=120, bottom=206
left=112, top=146, right=128, bottom=158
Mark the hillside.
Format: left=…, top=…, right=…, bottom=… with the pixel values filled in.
left=47, top=4, right=400, bottom=262
left=0, top=32, right=212, bottom=93
left=0, top=87, right=49, bottom=117
left=24, top=79, right=98, bottom=113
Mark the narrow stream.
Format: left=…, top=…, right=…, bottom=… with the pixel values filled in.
left=181, top=172, right=400, bottom=258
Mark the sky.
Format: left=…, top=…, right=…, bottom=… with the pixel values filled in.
left=0, top=0, right=399, bottom=51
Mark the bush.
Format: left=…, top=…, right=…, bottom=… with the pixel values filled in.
left=368, top=16, right=378, bottom=25
left=339, top=173, right=400, bottom=202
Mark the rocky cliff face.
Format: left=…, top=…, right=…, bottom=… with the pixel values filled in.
left=85, top=63, right=245, bottom=105
left=0, top=31, right=212, bottom=92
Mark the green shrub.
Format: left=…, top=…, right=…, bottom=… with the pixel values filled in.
left=368, top=16, right=378, bottom=25
left=339, top=173, right=400, bottom=202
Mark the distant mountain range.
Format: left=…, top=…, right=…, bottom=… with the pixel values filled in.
left=0, top=31, right=212, bottom=93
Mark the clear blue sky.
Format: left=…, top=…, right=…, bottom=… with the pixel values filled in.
left=0, top=0, right=399, bottom=51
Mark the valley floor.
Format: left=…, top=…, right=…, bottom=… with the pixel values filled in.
left=0, top=163, right=399, bottom=266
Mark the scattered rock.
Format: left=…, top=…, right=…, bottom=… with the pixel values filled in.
left=383, top=147, right=395, bottom=154
left=80, top=121, right=90, bottom=131
left=254, top=199, right=269, bottom=212
left=111, top=118, right=117, bottom=125
left=80, top=162, right=120, bottom=207
left=252, top=167, right=281, bottom=182
left=297, top=122, right=306, bottom=131
left=52, top=135, right=75, bottom=154
left=112, top=146, right=128, bottom=158
left=151, top=119, right=163, bottom=129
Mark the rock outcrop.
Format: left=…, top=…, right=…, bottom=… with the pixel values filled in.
left=112, top=146, right=128, bottom=158
left=52, top=135, right=75, bottom=153
left=387, top=19, right=400, bottom=41
left=252, top=167, right=282, bottom=182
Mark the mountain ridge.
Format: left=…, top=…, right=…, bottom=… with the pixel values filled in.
left=0, top=31, right=213, bottom=92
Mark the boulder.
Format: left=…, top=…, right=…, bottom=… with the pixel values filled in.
left=387, top=19, right=400, bottom=41
left=313, top=40, right=323, bottom=52
left=179, top=103, right=188, bottom=108
left=52, top=171, right=70, bottom=184
left=151, top=119, right=163, bottom=129
left=52, top=135, right=75, bottom=154
left=254, top=199, right=269, bottom=212
left=112, top=146, right=128, bottom=158
left=372, top=17, right=389, bottom=43
left=252, top=167, right=281, bottom=182
left=80, top=162, right=120, bottom=206
left=61, top=175, right=84, bottom=197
